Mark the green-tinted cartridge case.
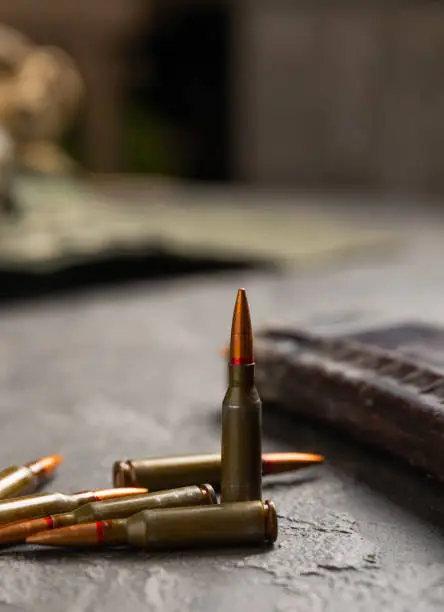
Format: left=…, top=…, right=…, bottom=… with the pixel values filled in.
left=114, top=454, right=221, bottom=490
left=221, top=367, right=262, bottom=502
left=124, top=500, right=276, bottom=550
left=125, top=500, right=276, bottom=550
left=28, top=500, right=278, bottom=549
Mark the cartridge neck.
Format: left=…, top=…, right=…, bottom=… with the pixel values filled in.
left=228, top=363, right=255, bottom=389
left=71, top=492, right=96, bottom=506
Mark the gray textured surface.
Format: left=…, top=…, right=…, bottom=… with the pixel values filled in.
left=2, top=204, right=444, bottom=611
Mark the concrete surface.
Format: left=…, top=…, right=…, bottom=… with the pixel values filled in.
left=1, top=212, right=444, bottom=611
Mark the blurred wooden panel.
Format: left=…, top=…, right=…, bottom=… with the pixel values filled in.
left=234, top=5, right=322, bottom=184
left=233, top=2, right=444, bottom=194
left=377, top=8, right=444, bottom=193
left=316, top=10, right=386, bottom=187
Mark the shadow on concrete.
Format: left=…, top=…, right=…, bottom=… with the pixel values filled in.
left=0, top=252, right=266, bottom=307
left=262, top=405, right=444, bottom=533
left=4, top=543, right=272, bottom=563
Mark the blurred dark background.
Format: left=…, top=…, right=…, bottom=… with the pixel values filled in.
left=2, top=0, right=444, bottom=194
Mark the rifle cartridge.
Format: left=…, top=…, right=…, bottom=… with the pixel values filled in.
left=221, top=288, right=262, bottom=502
left=27, top=500, right=278, bottom=549
left=113, top=452, right=324, bottom=490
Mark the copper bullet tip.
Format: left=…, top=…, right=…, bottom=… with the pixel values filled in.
left=262, top=452, right=324, bottom=474
left=0, top=517, right=52, bottom=546
left=27, top=522, right=105, bottom=547
left=28, top=455, right=64, bottom=478
left=93, top=487, right=147, bottom=501
left=230, top=288, right=254, bottom=365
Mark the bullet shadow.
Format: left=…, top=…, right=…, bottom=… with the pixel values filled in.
left=3, top=544, right=272, bottom=564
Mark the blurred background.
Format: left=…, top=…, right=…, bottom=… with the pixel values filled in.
left=0, top=1, right=443, bottom=298
left=2, top=0, right=444, bottom=189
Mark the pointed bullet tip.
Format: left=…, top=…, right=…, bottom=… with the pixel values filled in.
left=230, top=288, right=254, bottom=365
left=281, top=452, right=323, bottom=463
left=262, top=452, right=325, bottom=475
left=234, top=289, right=248, bottom=310
left=46, top=454, right=64, bottom=468
left=0, top=517, right=52, bottom=546
left=27, top=522, right=102, bottom=547
left=30, top=454, right=64, bottom=478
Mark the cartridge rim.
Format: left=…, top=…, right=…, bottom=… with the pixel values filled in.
left=263, top=500, right=278, bottom=543
left=198, top=484, right=218, bottom=505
